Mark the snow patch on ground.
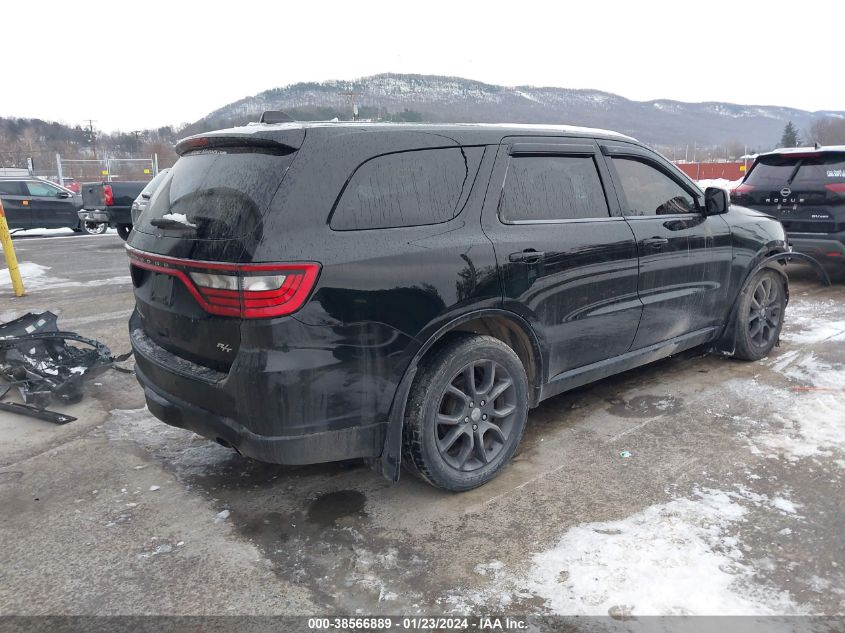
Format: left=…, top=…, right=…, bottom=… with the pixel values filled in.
left=0, top=262, right=130, bottom=291
left=782, top=298, right=845, bottom=344
left=726, top=353, right=845, bottom=461
left=447, top=489, right=802, bottom=616
left=523, top=489, right=801, bottom=615
left=7, top=228, right=117, bottom=238
left=770, top=350, right=845, bottom=390
left=758, top=391, right=844, bottom=460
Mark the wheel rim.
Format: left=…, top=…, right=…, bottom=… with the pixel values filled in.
left=747, top=276, right=782, bottom=347
left=434, top=359, right=518, bottom=472
left=84, top=222, right=105, bottom=234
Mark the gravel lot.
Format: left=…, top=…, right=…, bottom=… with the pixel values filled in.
left=1, top=231, right=843, bottom=618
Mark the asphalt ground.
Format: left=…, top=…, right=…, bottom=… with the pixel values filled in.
left=1, top=232, right=843, bottom=621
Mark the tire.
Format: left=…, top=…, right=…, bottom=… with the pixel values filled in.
left=81, top=221, right=107, bottom=235
left=402, top=334, right=529, bottom=491
left=733, top=268, right=787, bottom=361
left=116, top=224, right=132, bottom=240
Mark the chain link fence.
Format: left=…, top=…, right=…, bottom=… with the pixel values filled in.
left=1, top=151, right=159, bottom=186
left=57, top=156, right=159, bottom=184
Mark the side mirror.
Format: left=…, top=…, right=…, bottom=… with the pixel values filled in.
left=704, top=187, right=728, bottom=215
left=57, top=191, right=71, bottom=199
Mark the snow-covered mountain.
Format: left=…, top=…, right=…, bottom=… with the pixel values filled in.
left=187, top=74, right=844, bottom=148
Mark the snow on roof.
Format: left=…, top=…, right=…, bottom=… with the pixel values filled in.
left=221, top=120, right=636, bottom=142
left=761, top=145, right=845, bottom=156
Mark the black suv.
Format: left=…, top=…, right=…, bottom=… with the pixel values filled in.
left=731, top=146, right=845, bottom=263
left=127, top=121, right=790, bottom=491
left=0, top=177, right=85, bottom=232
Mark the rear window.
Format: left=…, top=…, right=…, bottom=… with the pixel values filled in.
left=745, top=156, right=800, bottom=187
left=140, top=169, right=169, bottom=197
left=791, top=154, right=845, bottom=187
left=746, top=153, right=845, bottom=188
left=330, top=147, right=483, bottom=230
left=137, top=148, right=296, bottom=240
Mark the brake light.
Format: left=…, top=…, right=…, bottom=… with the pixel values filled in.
left=126, top=246, right=320, bottom=318
left=731, top=183, right=755, bottom=196
left=103, top=184, right=114, bottom=206
left=179, top=137, right=211, bottom=152
left=824, top=183, right=845, bottom=195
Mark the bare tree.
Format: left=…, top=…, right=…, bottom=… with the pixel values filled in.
left=807, top=117, right=845, bottom=146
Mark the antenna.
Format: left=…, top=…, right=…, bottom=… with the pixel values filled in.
left=85, top=119, right=97, bottom=159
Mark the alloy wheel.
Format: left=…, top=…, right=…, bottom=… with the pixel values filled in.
left=434, top=359, right=518, bottom=472
left=83, top=222, right=107, bottom=235
left=747, top=276, right=782, bottom=347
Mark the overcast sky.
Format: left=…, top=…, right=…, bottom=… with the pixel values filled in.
left=4, top=0, right=842, bottom=132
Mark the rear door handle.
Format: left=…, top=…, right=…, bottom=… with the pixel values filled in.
left=642, top=237, right=669, bottom=249
left=509, top=250, right=545, bottom=263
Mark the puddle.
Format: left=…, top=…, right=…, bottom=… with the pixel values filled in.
left=307, top=490, right=367, bottom=526
left=605, top=394, right=681, bottom=418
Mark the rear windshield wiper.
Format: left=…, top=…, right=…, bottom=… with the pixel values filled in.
left=149, top=218, right=196, bottom=231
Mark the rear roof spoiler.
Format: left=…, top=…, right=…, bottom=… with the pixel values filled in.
left=175, top=126, right=305, bottom=156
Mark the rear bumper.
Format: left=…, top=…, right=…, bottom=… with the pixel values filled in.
left=129, top=312, right=387, bottom=465
left=78, top=208, right=131, bottom=225
left=138, top=364, right=384, bottom=464
left=788, top=232, right=845, bottom=261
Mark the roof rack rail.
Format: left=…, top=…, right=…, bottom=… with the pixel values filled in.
left=259, top=110, right=295, bottom=124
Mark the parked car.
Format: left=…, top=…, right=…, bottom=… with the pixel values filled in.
left=79, top=180, right=147, bottom=240
left=731, top=146, right=845, bottom=264
left=130, top=169, right=170, bottom=226
left=126, top=120, right=791, bottom=491
left=0, top=177, right=87, bottom=232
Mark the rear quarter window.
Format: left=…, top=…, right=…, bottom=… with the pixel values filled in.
left=330, top=147, right=483, bottom=230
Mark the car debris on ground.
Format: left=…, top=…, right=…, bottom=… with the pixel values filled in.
left=0, top=311, right=132, bottom=424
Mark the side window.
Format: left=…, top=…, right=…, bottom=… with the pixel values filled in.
left=331, top=147, right=483, bottom=230
left=25, top=181, right=61, bottom=197
left=612, top=157, right=697, bottom=216
left=499, top=155, right=609, bottom=222
left=0, top=181, right=24, bottom=195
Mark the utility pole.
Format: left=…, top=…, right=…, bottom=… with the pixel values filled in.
left=339, top=91, right=362, bottom=121
left=85, top=119, right=97, bottom=159
left=131, top=130, right=143, bottom=154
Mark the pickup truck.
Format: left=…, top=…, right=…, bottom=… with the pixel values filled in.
left=79, top=181, right=146, bottom=240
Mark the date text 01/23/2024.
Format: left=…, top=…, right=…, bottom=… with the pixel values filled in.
left=307, top=616, right=528, bottom=630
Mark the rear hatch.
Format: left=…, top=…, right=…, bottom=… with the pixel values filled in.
left=732, top=151, right=845, bottom=234
left=127, top=128, right=308, bottom=371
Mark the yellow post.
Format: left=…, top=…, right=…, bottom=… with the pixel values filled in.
left=0, top=199, right=25, bottom=296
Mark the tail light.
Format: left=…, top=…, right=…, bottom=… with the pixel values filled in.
left=126, top=246, right=320, bottom=318
left=103, top=184, right=114, bottom=206
left=731, top=183, right=755, bottom=196
left=824, top=183, right=845, bottom=195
